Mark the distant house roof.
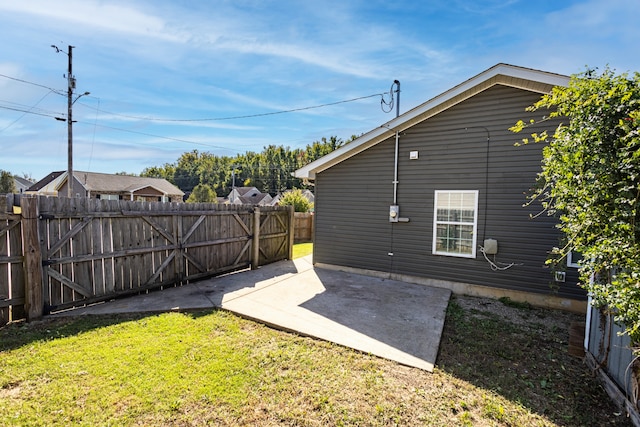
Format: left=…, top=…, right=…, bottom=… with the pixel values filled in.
left=13, top=176, right=34, bottom=193
left=236, top=194, right=272, bottom=205
left=28, top=171, right=184, bottom=198
left=295, top=63, right=570, bottom=180
left=227, top=187, right=274, bottom=205
left=28, top=171, right=65, bottom=193
left=233, top=187, right=263, bottom=197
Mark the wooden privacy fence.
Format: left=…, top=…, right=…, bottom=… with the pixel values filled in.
left=293, top=212, right=314, bottom=243
left=1, top=195, right=294, bottom=324
left=585, top=305, right=640, bottom=424
left=0, top=203, right=24, bottom=323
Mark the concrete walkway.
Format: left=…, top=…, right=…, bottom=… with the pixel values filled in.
left=55, top=256, right=451, bottom=372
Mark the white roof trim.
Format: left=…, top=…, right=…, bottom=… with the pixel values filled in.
left=124, top=184, right=168, bottom=194
left=295, top=63, right=569, bottom=180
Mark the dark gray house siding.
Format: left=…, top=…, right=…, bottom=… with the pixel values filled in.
left=313, top=84, right=583, bottom=300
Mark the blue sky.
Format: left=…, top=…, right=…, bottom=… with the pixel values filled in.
left=1, top=0, right=639, bottom=181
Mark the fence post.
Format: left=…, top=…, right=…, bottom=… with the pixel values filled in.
left=21, top=196, right=43, bottom=320
left=287, top=206, right=295, bottom=260
left=252, top=207, right=260, bottom=269
left=175, top=214, right=184, bottom=284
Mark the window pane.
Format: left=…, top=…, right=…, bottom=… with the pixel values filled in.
left=436, top=224, right=448, bottom=239
left=461, top=192, right=476, bottom=209
left=434, top=191, right=477, bottom=257
left=460, top=209, right=474, bottom=222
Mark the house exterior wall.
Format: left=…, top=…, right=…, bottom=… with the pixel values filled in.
left=58, top=176, right=85, bottom=197
left=132, top=187, right=164, bottom=201
left=314, top=84, right=584, bottom=301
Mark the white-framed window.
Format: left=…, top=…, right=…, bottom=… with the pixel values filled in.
left=432, top=190, right=479, bottom=258
left=567, top=251, right=584, bottom=268
left=99, top=194, right=119, bottom=200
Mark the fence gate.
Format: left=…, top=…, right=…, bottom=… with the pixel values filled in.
left=34, top=198, right=292, bottom=313
left=40, top=208, right=187, bottom=312
left=257, top=208, right=293, bottom=264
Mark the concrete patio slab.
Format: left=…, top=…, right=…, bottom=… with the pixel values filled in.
left=54, top=256, right=451, bottom=371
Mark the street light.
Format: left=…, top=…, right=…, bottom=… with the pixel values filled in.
left=52, top=44, right=89, bottom=198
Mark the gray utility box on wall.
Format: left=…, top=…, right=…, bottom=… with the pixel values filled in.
left=483, top=238, right=498, bottom=255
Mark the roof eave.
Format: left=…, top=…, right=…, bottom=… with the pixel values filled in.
left=294, top=64, right=570, bottom=180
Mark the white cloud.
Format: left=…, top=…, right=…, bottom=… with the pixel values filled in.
left=0, top=0, right=184, bottom=42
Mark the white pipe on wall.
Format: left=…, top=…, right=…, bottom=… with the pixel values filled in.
left=393, top=130, right=399, bottom=205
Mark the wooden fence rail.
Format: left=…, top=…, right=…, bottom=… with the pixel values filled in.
left=1, top=195, right=294, bottom=324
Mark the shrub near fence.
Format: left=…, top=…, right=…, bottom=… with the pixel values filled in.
left=0, top=195, right=294, bottom=324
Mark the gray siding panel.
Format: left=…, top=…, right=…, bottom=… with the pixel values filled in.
left=315, top=85, right=585, bottom=300
left=314, top=139, right=395, bottom=271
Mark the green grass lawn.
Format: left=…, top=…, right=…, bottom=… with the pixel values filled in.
left=292, top=242, right=312, bottom=259
left=0, top=245, right=630, bottom=426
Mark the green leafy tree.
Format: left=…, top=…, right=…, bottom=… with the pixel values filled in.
left=0, top=170, right=16, bottom=194
left=174, top=150, right=203, bottom=193
left=303, top=136, right=345, bottom=163
left=141, top=163, right=177, bottom=184
left=512, top=67, right=640, bottom=341
left=137, top=135, right=347, bottom=199
left=197, top=154, right=233, bottom=196
left=186, top=183, right=218, bottom=203
left=279, top=188, right=312, bottom=212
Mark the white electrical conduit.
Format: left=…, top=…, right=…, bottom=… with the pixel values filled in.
left=393, top=130, right=399, bottom=204
left=479, top=245, right=522, bottom=271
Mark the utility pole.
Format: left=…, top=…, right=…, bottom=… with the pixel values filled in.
left=231, top=167, right=236, bottom=203
left=381, top=80, right=401, bottom=117
left=66, top=45, right=74, bottom=198
left=52, top=44, right=89, bottom=198
left=393, top=80, right=400, bottom=118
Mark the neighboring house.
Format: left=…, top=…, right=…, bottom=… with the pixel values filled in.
left=227, top=186, right=274, bottom=205
left=295, top=64, right=585, bottom=312
left=27, top=171, right=184, bottom=202
left=13, top=176, right=34, bottom=193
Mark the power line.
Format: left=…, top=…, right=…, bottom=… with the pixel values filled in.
left=0, top=104, right=251, bottom=151
left=0, top=73, right=66, bottom=96
left=0, top=90, right=56, bottom=133
left=85, top=93, right=384, bottom=122
left=1, top=72, right=386, bottom=123
left=82, top=121, right=237, bottom=151
left=0, top=104, right=61, bottom=119
left=0, top=98, right=62, bottom=117
left=1, top=71, right=386, bottom=124
left=0, top=70, right=387, bottom=151
left=0, top=103, right=235, bottom=151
